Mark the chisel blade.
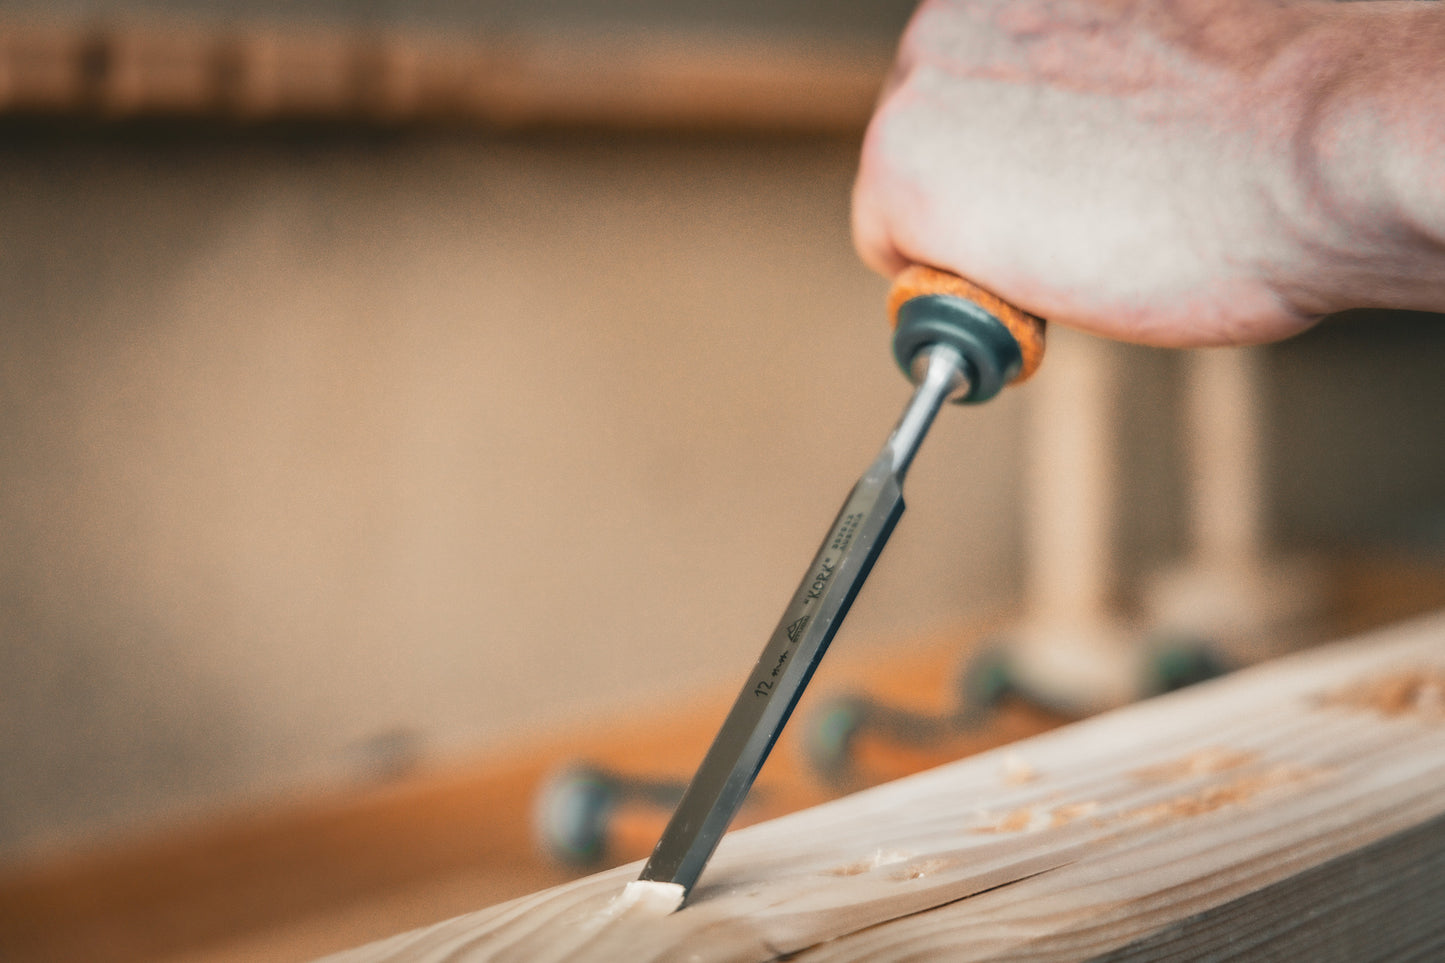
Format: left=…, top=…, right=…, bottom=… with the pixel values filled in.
left=639, top=343, right=968, bottom=901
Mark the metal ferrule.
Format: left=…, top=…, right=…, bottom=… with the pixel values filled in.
left=888, top=343, right=968, bottom=478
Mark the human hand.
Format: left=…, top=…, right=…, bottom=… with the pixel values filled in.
left=853, top=0, right=1445, bottom=347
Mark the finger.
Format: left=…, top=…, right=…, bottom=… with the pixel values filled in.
left=851, top=156, right=909, bottom=278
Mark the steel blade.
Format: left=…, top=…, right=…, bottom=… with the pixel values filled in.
left=638, top=344, right=969, bottom=900
left=638, top=456, right=903, bottom=893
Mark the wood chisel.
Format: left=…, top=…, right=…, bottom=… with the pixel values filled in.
left=637, top=266, right=1047, bottom=907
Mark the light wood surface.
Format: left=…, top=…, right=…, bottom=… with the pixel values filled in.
left=327, top=610, right=1445, bottom=962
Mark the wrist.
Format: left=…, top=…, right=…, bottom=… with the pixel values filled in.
left=1286, top=1, right=1445, bottom=314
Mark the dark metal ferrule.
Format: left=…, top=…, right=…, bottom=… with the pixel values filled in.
left=892, top=294, right=1023, bottom=404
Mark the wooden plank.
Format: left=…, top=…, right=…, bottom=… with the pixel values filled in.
left=326, top=610, right=1445, bottom=962
left=0, top=19, right=888, bottom=131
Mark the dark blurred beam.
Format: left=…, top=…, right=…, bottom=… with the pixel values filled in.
left=0, top=20, right=891, bottom=131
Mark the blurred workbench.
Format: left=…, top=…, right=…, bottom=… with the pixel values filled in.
left=0, top=15, right=891, bottom=133
left=0, top=553, right=1441, bottom=963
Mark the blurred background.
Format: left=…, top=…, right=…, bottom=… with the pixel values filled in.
left=1, top=2, right=1443, bottom=960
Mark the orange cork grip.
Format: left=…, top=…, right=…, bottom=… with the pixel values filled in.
left=887, top=266, right=1046, bottom=383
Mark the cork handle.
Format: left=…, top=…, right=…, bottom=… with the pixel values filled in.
left=888, top=266, right=1046, bottom=383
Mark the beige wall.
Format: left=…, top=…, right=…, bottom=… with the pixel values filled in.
left=0, top=132, right=1038, bottom=858
left=3, top=129, right=1442, bottom=863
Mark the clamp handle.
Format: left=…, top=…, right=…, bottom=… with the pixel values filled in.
left=888, top=266, right=1046, bottom=404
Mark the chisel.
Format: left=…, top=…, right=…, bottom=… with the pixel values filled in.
left=637, top=266, right=1046, bottom=906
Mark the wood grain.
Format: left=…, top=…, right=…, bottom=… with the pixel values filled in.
left=327, top=610, right=1445, bottom=962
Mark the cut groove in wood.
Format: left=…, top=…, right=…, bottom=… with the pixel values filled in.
left=326, top=610, right=1445, bottom=962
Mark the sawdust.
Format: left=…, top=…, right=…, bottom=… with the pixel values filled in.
left=1131, top=747, right=1258, bottom=783
left=819, top=850, right=912, bottom=877
left=971, top=800, right=1102, bottom=835
left=1315, top=667, right=1445, bottom=720
left=1048, top=802, right=1100, bottom=828
left=970, top=762, right=1327, bottom=836
left=973, top=808, right=1037, bottom=834
left=1123, top=765, right=1326, bottom=825
left=970, top=745, right=1333, bottom=837
left=891, top=856, right=954, bottom=881
left=1000, top=753, right=1037, bottom=786
left=820, top=861, right=873, bottom=877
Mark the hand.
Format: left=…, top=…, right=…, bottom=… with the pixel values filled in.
left=853, top=0, right=1445, bottom=347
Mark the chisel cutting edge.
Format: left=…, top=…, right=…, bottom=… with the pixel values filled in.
left=639, top=266, right=1046, bottom=905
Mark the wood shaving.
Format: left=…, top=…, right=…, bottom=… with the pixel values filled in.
left=819, top=850, right=912, bottom=877
left=1048, top=802, right=1100, bottom=828
left=610, top=881, right=684, bottom=917
left=1000, top=753, right=1037, bottom=786
left=890, top=857, right=954, bottom=881
left=973, top=808, right=1038, bottom=834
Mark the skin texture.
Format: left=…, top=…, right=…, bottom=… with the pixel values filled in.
left=853, top=0, right=1445, bottom=346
